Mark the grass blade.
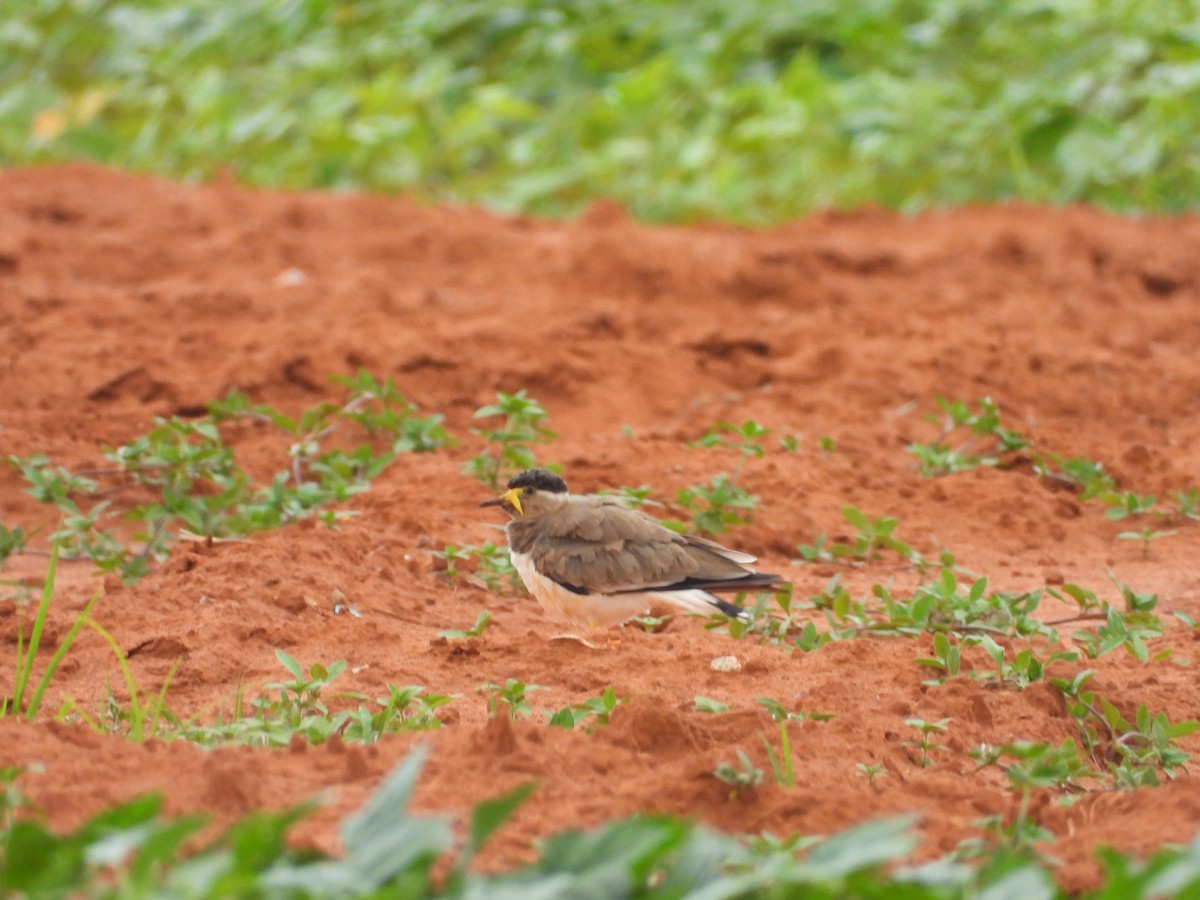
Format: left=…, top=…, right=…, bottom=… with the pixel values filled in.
left=24, top=588, right=102, bottom=722
left=10, top=543, right=59, bottom=715
left=85, top=618, right=144, bottom=740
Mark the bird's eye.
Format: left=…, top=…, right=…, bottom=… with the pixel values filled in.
left=523, top=486, right=535, bottom=495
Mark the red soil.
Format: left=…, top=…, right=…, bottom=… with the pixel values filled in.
left=2, top=165, right=1200, bottom=890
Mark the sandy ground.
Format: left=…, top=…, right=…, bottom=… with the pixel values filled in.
left=2, top=165, right=1200, bottom=890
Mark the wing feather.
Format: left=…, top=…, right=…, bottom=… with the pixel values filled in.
left=528, top=497, right=765, bottom=594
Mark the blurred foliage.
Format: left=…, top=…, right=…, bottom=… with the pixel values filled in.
left=2, top=0, right=1199, bottom=222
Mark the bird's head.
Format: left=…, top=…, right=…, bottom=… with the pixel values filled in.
left=480, top=468, right=569, bottom=518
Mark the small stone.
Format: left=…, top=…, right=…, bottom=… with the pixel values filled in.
left=710, top=655, right=741, bottom=672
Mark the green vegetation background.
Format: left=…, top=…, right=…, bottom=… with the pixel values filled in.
left=4, top=0, right=1199, bottom=223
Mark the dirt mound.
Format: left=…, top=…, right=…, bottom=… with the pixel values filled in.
left=3, top=165, right=1200, bottom=891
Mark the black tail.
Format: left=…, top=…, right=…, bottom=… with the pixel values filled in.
left=711, top=597, right=752, bottom=621
left=649, top=571, right=786, bottom=595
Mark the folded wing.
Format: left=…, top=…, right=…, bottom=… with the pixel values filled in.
left=528, top=498, right=780, bottom=595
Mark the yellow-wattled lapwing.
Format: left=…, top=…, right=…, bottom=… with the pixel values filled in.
left=480, top=468, right=784, bottom=629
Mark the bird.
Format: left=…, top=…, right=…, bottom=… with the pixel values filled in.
left=479, top=467, right=785, bottom=629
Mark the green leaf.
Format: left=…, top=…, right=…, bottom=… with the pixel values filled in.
left=802, top=816, right=920, bottom=879
left=461, top=782, right=536, bottom=867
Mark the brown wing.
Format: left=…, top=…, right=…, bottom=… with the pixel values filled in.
left=525, top=497, right=768, bottom=594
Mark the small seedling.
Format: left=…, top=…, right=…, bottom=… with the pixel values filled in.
left=1032, top=452, right=1117, bottom=499
left=468, top=542, right=524, bottom=593
left=630, top=614, right=670, bottom=632
left=430, top=544, right=522, bottom=593
left=1105, top=491, right=1158, bottom=520
left=431, top=544, right=471, bottom=581
left=480, top=678, right=545, bottom=721
left=915, top=632, right=961, bottom=684
left=972, top=636, right=1079, bottom=689
left=904, top=717, right=951, bottom=768
left=463, top=390, right=556, bottom=489
left=692, top=420, right=771, bottom=458
left=760, top=724, right=795, bottom=787
left=0, top=524, right=29, bottom=566
left=3, top=545, right=102, bottom=722
left=1117, top=527, right=1176, bottom=557
left=547, top=687, right=627, bottom=730
left=439, top=610, right=492, bottom=640
left=907, top=397, right=1028, bottom=476
left=713, top=751, right=763, bottom=794
left=1173, top=488, right=1200, bottom=520
left=338, top=685, right=455, bottom=742
left=694, top=696, right=731, bottom=714
left=755, top=696, right=834, bottom=723
left=1057, top=574, right=1167, bottom=662
left=856, top=762, right=886, bottom=785
left=971, top=740, right=1094, bottom=852
left=673, top=475, right=758, bottom=536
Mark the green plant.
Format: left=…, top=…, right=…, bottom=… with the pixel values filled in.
left=856, top=762, right=886, bottom=786
left=0, top=765, right=42, bottom=834
left=1052, top=670, right=1199, bottom=788
left=5, top=372, right=448, bottom=582
left=480, top=678, right=544, bottom=721
left=121, top=652, right=456, bottom=748
left=907, top=397, right=1029, bottom=476
left=760, top=724, right=795, bottom=787
left=904, top=717, right=951, bottom=768
left=1032, top=452, right=1117, bottom=499
left=630, top=614, right=669, bottom=632
left=12, top=0, right=1200, bottom=224
left=431, top=543, right=522, bottom=594
left=467, top=542, right=523, bottom=593
left=1100, top=702, right=1199, bottom=788
left=1173, top=488, right=1200, bottom=520
left=547, top=687, right=627, bottom=730
left=706, top=583, right=841, bottom=652
left=693, top=696, right=730, bottom=714
left=713, top=751, right=763, bottom=795
left=9, top=746, right=1200, bottom=896
left=76, top=621, right=179, bottom=742
left=1105, top=491, right=1159, bottom=520
left=972, top=636, right=1080, bottom=690
left=973, top=739, right=1096, bottom=793
left=755, top=697, right=834, bottom=723
left=336, top=685, right=455, bottom=743
left=430, top=545, right=472, bottom=581
left=796, top=506, right=923, bottom=565
left=672, top=474, right=758, bottom=536
left=439, top=610, right=492, bottom=640
left=1049, top=575, right=1169, bottom=662
left=1117, top=527, right=1176, bottom=557
left=0, top=524, right=29, bottom=566
left=2, top=545, right=101, bottom=721
left=692, top=420, right=772, bottom=458
left=822, top=567, right=1051, bottom=640
left=463, top=390, right=556, bottom=489
left=915, top=632, right=962, bottom=684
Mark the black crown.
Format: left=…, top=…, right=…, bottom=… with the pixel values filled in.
left=507, top=468, right=568, bottom=494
